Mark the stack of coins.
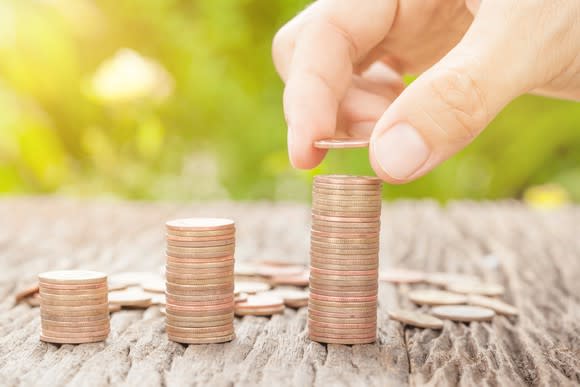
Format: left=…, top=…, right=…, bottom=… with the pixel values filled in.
left=165, top=218, right=236, bottom=344
left=38, top=270, right=110, bottom=344
left=309, top=175, right=382, bottom=344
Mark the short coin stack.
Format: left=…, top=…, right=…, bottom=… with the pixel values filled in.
left=309, top=175, right=382, bottom=344
left=38, top=270, right=109, bottom=344
left=165, top=218, right=236, bottom=344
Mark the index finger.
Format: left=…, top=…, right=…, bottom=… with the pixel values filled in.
left=281, top=0, right=396, bottom=169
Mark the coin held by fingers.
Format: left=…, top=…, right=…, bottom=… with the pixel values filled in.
left=313, top=137, right=370, bottom=149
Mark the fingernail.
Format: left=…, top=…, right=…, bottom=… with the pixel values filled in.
left=373, top=123, right=430, bottom=179
left=287, top=126, right=297, bottom=168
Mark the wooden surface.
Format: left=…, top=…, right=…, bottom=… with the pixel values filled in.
left=1, top=197, right=579, bottom=387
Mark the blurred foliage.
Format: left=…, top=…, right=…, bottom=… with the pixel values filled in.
left=0, top=0, right=578, bottom=202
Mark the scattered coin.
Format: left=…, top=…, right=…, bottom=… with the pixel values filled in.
left=234, top=262, right=262, bottom=276
left=38, top=270, right=109, bottom=344
left=425, top=272, right=480, bottom=287
left=270, top=271, right=309, bottom=287
left=235, top=294, right=285, bottom=316
left=149, top=293, right=166, bottom=306
left=108, top=304, right=122, bottom=313
left=408, top=289, right=468, bottom=306
left=380, top=269, right=426, bottom=284
left=446, top=281, right=505, bottom=297
left=313, top=138, right=370, bottom=149
left=234, top=281, right=271, bottom=295
left=142, top=278, right=165, bottom=293
left=266, top=288, right=309, bottom=308
left=26, top=293, right=41, bottom=307
left=109, top=272, right=161, bottom=289
left=14, top=283, right=39, bottom=303
left=388, top=309, right=444, bottom=329
left=257, top=265, right=305, bottom=277
left=467, top=295, right=518, bottom=316
left=108, top=290, right=152, bottom=308
left=431, top=305, right=495, bottom=322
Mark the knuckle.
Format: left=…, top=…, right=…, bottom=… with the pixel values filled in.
left=272, top=25, right=293, bottom=59
left=427, top=67, right=489, bottom=140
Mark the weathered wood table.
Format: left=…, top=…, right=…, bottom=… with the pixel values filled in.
left=1, top=197, right=579, bottom=386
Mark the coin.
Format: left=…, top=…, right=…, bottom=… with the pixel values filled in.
left=315, top=174, right=381, bottom=185
left=166, top=257, right=234, bottom=267
left=311, top=230, right=379, bottom=239
left=166, top=217, right=235, bottom=231
left=446, top=281, right=505, bottom=297
left=167, top=228, right=235, bottom=237
left=166, top=244, right=235, bottom=254
left=235, top=294, right=285, bottom=316
left=41, top=318, right=109, bottom=328
left=312, top=188, right=382, bottom=198
left=234, top=281, right=271, bottom=294
left=307, top=314, right=377, bottom=325
left=425, top=272, right=480, bottom=287
left=108, top=272, right=161, bottom=288
left=266, top=288, right=309, bottom=308
left=310, top=293, right=377, bottom=303
left=310, top=262, right=378, bottom=271
left=165, top=323, right=234, bottom=334
left=167, top=333, right=235, bottom=344
left=269, top=271, right=309, bottom=287
left=234, top=304, right=285, bottom=316
left=165, top=283, right=234, bottom=296
left=39, top=291, right=108, bottom=302
left=388, top=309, right=444, bottom=329
left=40, top=334, right=109, bottom=344
left=308, top=334, right=376, bottom=344
left=467, top=295, right=518, bottom=316
left=166, top=291, right=233, bottom=302
left=142, top=278, right=165, bottom=293
left=108, top=304, right=122, bottom=313
left=40, top=297, right=108, bottom=307
left=313, top=138, right=369, bottom=149
left=39, top=270, right=106, bottom=285
left=167, top=239, right=235, bottom=249
left=311, top=209, right=380, bottom=219
left=166, top=233, right=235, bottom=242
left=431, top=305, right=496, bottom=322
left=408, top=289, right=468, bottom=306
left=312, top=214, right=381, bottom=223
left=108, top=291, right=152, bottom=307
left=166, top=316, right=233, bottom=328
left=256, top=265, right=305, bottom=277
left=14, top=283, right=40, bottom=303
left=38, top=282, right=108, bottom=291
left=380, top=269, right=426, bottom=284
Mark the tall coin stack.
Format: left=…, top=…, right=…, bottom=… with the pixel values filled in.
left=309, top=175, right=382, bottom=344
left=165, top=218, right=236, bottom=344
left=39, top=270, right=110, bottom=344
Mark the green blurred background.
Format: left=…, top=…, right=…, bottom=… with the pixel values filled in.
left=0, top=0, right=578, bottom=202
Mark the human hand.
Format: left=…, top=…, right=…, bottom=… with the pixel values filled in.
left=273, top=0, right=580, bottom=183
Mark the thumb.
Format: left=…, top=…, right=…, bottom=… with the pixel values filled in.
left=369, top=1, right=534, bottom=183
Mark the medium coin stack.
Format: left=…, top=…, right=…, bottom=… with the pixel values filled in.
left=165, top=218, right=236, bottom=344
left=38, top=270, right=110, bottom=344
left=309, top=175, right=382, bottom=344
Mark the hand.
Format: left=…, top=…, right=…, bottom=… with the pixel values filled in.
left=273, top=0, right=580, bottom=183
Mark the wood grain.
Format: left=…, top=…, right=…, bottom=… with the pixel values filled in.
left=1, top=197, right=579, bottom=386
